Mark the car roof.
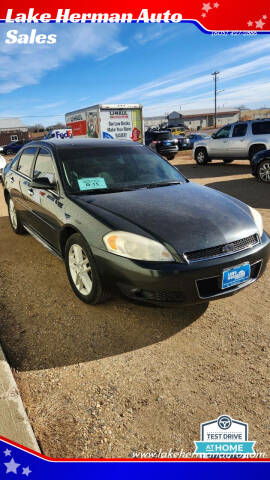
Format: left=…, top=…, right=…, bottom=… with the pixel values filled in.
left=22, top=138, right=142, bottom=151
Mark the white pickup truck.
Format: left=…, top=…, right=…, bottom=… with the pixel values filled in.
left=193, top=119, right=270, bottom=165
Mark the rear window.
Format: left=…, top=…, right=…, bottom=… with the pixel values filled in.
left=154, top=132, right=174, bottom=140
left=252, top=121, right=270, bottom=135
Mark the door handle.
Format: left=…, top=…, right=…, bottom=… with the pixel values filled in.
left=10, top=177, right=14, bottom=183
left=28, top=188, right=34, bottom=196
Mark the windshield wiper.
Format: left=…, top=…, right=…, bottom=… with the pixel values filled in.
left=75, top=186, right=144, bottom=195
left=146, top=181, right=182, bottom=189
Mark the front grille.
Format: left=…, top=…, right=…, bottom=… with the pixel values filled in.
left=185, top=234, right=259, bottom=263
left=140, top=290, right=184, bottom=303
left=196, top=261, right=262, bottom=298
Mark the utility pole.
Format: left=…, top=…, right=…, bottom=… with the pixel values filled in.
left=212, top=71, right=219, bottom=128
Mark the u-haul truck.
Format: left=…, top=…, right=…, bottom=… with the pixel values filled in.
left=65, top=104, right=143, bottom=143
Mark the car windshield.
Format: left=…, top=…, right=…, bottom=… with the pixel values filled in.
left=59, top=145, right=186, bottom=195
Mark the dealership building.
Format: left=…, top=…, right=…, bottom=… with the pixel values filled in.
left=144, top=108, right=240, bottom=130
left=0, top=117, right=29, bottom=146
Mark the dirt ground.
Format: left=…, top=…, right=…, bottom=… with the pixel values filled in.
left=0, top=151, right=269, bottom=458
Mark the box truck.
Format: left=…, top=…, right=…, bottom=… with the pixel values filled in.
left=65, top=104, right=143, bottom=143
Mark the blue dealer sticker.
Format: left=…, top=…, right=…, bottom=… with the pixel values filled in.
left=78, top=177, right=107, bottom=191
left=222, top=263, right=250, bottom=289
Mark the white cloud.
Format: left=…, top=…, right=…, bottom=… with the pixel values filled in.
left=104, top=37, right=270, bottom=106
left=0, top=24, right=127, bottom=94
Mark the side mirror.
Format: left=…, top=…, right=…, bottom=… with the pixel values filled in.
left=30, top=177, right=57, bottom=190
left=212, top=134, right=216, bottom=139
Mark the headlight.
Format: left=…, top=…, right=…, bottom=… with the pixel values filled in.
left=249, top=206, right=263, bottom=237
left=103, top=231, right=174, bottom=261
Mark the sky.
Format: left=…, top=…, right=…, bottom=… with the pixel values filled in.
left=1, top=23, right=270, bottom=126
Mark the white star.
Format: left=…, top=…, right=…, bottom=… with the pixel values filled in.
left=247, top=20, right=253, bottom=26
left=3, top=448, right=12, bottom=456
left=255, top=18, right=265, bottom=28
left=202, top=12, right=206, bottom=17
left=4, top=458, right=21, bottom=474
left=202, top=3, right=212, bottom=12
left=22, top=467, right=32, bottom=477
left=214, top=2, right=220, bottom=8
left=262, top=14, right=267, bottom=19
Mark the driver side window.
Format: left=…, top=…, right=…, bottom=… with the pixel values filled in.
left=214, top=125, right=231, bottom=139
left=34, top=148, right=56, bottom=184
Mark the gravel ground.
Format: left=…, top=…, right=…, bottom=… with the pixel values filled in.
left=0, top=152, right=269, bottom=458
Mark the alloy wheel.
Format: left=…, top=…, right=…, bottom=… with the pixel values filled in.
left=259, top=162, right=270, bottom=182
left=68, top=244, right=93, bottom=295
left=197, top=151, right=205, bottom=164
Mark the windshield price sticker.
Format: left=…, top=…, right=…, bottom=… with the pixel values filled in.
left=78, top=177, right=107, bottom=191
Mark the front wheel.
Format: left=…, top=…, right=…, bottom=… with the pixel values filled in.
left=65, top=233, right=107, bottom=304
left=8, top=198, right=25, bottom=234
left=256, top=160, right=270, bottom=183
left=195, top=148, right=209, bottom=165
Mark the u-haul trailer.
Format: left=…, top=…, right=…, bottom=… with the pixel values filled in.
left=65, top=104, right=144, bottom=143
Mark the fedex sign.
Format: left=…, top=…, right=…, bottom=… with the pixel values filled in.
left=46, top=129, right=72, bottom=140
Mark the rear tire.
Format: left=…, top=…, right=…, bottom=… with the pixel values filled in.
left=166, top=153, right=176, bottom=161
left=256, top=159, right=270, bottom=183
left=8, top=198, right=25, bottom=234
left=195, top=148, right=209, bottom=165
left=65, top=233, right=107, bottom=304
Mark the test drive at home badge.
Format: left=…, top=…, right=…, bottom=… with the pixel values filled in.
left=194, top=415, right=255, bottom=458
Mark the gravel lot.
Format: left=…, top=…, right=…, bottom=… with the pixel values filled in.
left=0, top=151, right=269, bottom=458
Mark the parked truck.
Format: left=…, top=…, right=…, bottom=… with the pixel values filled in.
left=65, top=104, right=143, bottom=143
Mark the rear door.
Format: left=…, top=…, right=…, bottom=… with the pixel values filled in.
left=227, top=123, right=248, bottom=158
left=29, top=147, right=64, bottom=248
left=15, top=147, right=38, bottom=226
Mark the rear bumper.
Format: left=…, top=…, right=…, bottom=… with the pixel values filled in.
left=92, top=232, right=270, bottom=305
left=158, top=146, right=178, bottom=154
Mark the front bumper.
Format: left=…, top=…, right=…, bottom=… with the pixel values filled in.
left=93, top=232, right=270, bottom=305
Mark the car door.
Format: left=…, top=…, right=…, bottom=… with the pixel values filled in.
left=14, top=146, right=39, bottom=227
left=207, top=125, right=232, bottom=158
left=29, top=147, right=64, bottom=248
left=227, top=123, right=248, bottom=158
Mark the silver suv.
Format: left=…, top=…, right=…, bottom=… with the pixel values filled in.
left=193, top=119, right=270, bottom=165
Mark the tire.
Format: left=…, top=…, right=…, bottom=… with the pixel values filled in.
left=166, top=153, right=176, bottom=160
left=256, top=159, right=270, bottom=183
left=65, top=233, right=107, bottom=304
left=223, top=159, right=234, bottom=164
left=195, top=148, right=209, bottom=165
left=8, top=197, right=25, bottom=234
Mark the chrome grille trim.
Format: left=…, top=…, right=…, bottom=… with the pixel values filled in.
left=184, top=234, right=260, bottom=263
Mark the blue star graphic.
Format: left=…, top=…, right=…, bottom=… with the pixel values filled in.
left=22, top=466, right=32, bottom=476
left=4, top=457, right=21, bottom=474
left=3, top=449, right=11, bottom=457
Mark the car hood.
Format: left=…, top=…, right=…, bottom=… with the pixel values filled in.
left=76, top=182, right=257, bottom=255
